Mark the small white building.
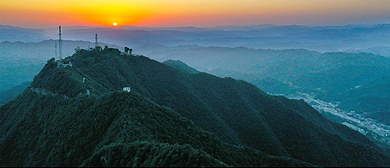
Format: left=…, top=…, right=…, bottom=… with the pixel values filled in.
left=58, top=61, right=73, bottom=68
left=123, top=87, right=131, bottom=93
left=66, top=62, right=73, bottom=68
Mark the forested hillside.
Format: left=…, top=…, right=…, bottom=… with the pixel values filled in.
left=1, top=91, right=314, bottom=167
left=163, top=60, right=199, bottom=74
left=142, top=46, right=390, bottom=125
left=0, top=82, right=30, bottom=105
left=1, top=47, right=389, bottom=167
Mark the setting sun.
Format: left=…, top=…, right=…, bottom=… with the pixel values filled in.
left=113, top=22, right=118, bottom=27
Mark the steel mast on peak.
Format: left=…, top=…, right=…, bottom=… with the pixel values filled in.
left=95, top=33, right=98, bottom=47
left=55, top=41, right=57, bottom=58
left=59, top=26, right=63, bottom=59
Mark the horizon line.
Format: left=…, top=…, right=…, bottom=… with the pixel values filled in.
left=2, top=22, right=390, bottom=30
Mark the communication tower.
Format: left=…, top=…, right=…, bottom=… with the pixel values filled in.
left=59, top=26, right=63, bottom=59
left=95, top=33, right=98, bottom=47
left=55, top=41, right=57, bottom=58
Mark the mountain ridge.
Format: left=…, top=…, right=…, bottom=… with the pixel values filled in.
left=0, top=83, right=313, bottom=167
left=1, top=47, right=390, bottom=166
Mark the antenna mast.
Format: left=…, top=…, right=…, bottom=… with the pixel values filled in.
left=55, top=41, right=57, bottom=58
left=95, top=33, right=98, bottom=47
left=59, top=26, right=63, bottom=59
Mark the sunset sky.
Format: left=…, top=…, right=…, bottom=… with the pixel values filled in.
left=1, top=0, right=390, bottom=28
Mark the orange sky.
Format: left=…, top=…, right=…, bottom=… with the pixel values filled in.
left=1, top=0, right=390, bottom=28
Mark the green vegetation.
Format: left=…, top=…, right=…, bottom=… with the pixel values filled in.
left=0, top=90, right=311, bottom=167
left=148, top=46, right=390, bottom=126
left=163, top=60, right=199, bottom=74
left=0, top=57, right=44, bottom=91
left=1, top=47, right=390, bottom=167
left=0, top=82, right=30, bottom=105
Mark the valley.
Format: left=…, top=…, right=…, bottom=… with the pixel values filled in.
left=285, top=92, right=390, bottom=151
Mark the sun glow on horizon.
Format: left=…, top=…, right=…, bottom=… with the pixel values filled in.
left=113, top=22, right=118, bottom=27
left=2, top=0, right=390, bottom=28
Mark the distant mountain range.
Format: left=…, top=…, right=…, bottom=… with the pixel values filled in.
left=347, top=46, right=390, bottom=57
left=2, top=24, right=390, bottom=55
left=1, top=47, right=389, bottom=166
left=60, top=24, right=390, bottom=53
left=0, top=25, right=48, bottom=42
